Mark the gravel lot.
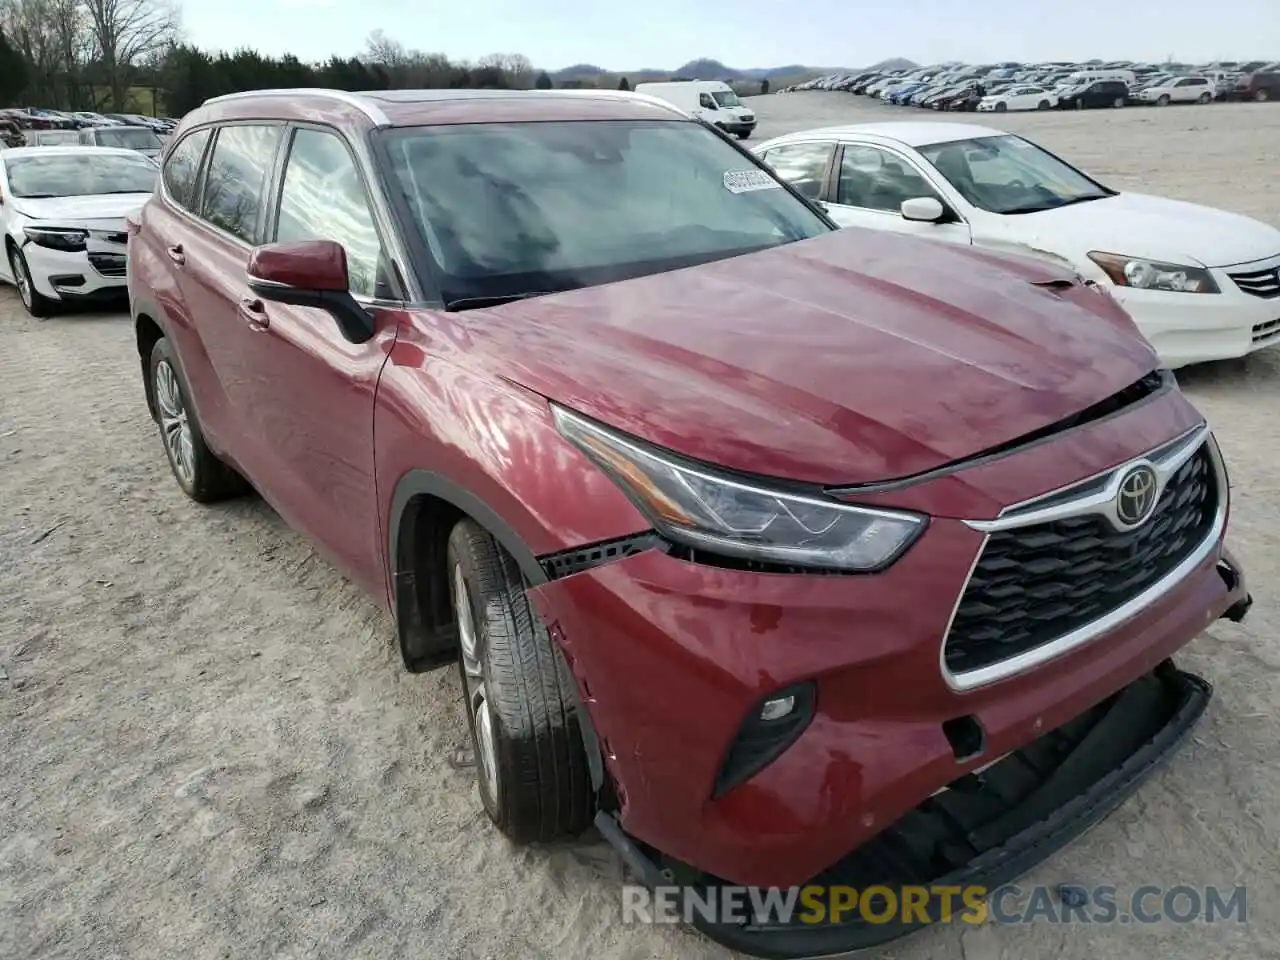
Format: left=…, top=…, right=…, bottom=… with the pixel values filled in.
left=2, top=94, right=1279, bottom=960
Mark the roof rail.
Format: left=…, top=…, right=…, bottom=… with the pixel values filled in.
left=201, top=88, right=389, bottom=125
left=540, top=87, right=690, bottom=119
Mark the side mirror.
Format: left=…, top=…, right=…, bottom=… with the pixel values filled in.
left=900, top=197, right=947, bottom=223
left=246, top=239, right=374, bottom=344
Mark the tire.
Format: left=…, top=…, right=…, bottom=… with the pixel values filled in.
left=1113, top=97, right=1126, bottom=108
left=736, top=131, right=750, bottom=140
left=994, top=101, right=1007, bottom=112
left=1075, top=98, right=1084, bottom=110
left=148, top=337, right=248, bottom=502
left=447, top=519, right=594, bottom=843
left=1257, top=89, right=1270, bottom=102
left=1157, top=94, right=1170, bottom=106
left=7, top=244, right=54, bottom=318
left=1038, top=100, right=1051, bottom=110
left=1198, top=92, right=1211, bottom=104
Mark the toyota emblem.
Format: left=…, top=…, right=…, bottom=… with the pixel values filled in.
left=1115, top=464, right=1159, bottom=527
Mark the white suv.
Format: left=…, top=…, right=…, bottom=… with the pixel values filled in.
left=1138, top=76, right=1214, bottom=105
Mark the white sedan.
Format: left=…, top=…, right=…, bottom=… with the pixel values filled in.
left=0, top=145, right=157, bottom=317
left=977, top=86, right=1059, bottom=112
left=754, top=122, right=1280, bottom=368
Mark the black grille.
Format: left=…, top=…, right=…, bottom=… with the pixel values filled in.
left=1228, top=264, right=1280, bottom=299
left=88, top=252, right=126, bottom=278
left=944, top=446, right=1218, bottom=676
left=1253, top=317, right=1280, bottom=344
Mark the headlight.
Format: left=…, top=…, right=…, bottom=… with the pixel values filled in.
left=553, top=406, right=927, bottom=572
left=24, top=227, right=88, bottom=252
left=1087, top=252, right=1220, bottom=293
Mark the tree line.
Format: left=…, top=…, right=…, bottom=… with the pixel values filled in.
left=0, top=1, right=648, bottom=117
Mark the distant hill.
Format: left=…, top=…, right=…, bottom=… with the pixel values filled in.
left=549, top=56, right=911, bottom=88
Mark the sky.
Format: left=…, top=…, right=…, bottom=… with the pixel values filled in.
left=184, top=0, right=1280, bottom=70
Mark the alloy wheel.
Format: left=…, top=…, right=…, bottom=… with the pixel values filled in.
left=10, top=249, right=31, bottom=310
left=455, top=564, right=499, bottom=800
left=154, top=359, right=195, bottom=487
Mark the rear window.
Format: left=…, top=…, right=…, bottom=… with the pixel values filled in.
left=381, top=119, right=830, bottom=307
left=96, top=127, right=162, bottom=150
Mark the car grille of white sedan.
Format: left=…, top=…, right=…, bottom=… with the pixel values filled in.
left=1228, top=259, right=1280, bottom=299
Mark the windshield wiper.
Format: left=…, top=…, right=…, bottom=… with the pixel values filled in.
left=13, top=193, right=58, bottom=199
left=444, top=291, right=559, bottom=311
left=1001, top=193, right=1111, bottom=215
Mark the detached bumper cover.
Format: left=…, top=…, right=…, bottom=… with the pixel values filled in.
left=600, top=663, right=1211, bottom=959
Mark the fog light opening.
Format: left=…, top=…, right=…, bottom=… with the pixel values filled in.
left=942, top=714, right=986, bottom=764
left=760, top=695, right=796, bottom=721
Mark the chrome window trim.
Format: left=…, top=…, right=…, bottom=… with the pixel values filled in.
left=941, top=426, right=1226, bottom=692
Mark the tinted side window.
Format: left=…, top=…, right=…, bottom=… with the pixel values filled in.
left=162, top=128, right=211, bottom=210
left=275, top=128, right=387, bottom=299
left=760, top=141, right=834, bottom=200
left=200, top=124, right=282, bottom=243
left=698, top=93, right=715, bottom=109
left=837, top=145, right=940, bottom=211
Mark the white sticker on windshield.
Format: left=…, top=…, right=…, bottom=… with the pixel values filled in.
left=723, top=169, right=782, bottom=194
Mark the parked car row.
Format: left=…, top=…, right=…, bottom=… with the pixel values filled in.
left=786, top=59, right=1280, bottom=111
left=0, top=108, right=179, bottom=135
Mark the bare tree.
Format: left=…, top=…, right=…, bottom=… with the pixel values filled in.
left=1, top=0, right=86, bottom=107
left=81, top=0, right=177, bottom=111
left=363, top=28, right=411, bottom=70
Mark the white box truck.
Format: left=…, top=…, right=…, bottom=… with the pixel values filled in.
left=631, top=80, right=757, bottom=139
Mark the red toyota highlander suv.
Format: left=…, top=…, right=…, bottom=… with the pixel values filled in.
left=128, top=88, right=1253, bottom=956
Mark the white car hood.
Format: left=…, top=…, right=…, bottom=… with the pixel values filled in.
left=13, top=193, right=150, bottom=224
left=1013, top=191, right=1280, bottom=268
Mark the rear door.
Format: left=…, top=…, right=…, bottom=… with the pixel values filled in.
left=757, top=140, right=835, bottom=205
left=229, top=124, right=401, bottom=594
left=175, top=122, right=286, bottom=481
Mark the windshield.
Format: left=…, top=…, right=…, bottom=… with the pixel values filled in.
left=711, top=90, right=742, bottom=108
left=918, top=134, right=1113, bottom=215
left=95, top=127, right=162, bottom=150
left=381, top=120, right=831, bottom=308
left=5, top=153, right=158, bottom=198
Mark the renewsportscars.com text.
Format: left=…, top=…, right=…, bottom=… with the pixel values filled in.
left=622, top=883, right=1247, bottom=927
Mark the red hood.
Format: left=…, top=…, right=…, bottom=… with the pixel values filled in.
left=463, top=228, right=1158, bottom=485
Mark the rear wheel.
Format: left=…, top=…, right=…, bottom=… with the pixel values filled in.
left=1038, top=100, right=1051, bottom=110
left=1257, top=89, right=1271, bottom=102
left=8, top=244, right=53, bottom=318
left=736, top=130, right=751, bottom=140
left=447, top=519, right=594, bottom=843
left=1197, top=92, right=1212, bottom=104
left=149, top=338, right=248, bottom=502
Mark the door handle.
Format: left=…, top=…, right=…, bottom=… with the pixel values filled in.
left=166, top=244, right=185, bottom=265
left=238, top=297, right=269, bottom=330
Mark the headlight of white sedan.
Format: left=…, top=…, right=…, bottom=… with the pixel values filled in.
left=1087, top=252, right=1220, bottom=294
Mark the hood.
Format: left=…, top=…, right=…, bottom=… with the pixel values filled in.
left=13, top=193, right=150, bottom=224
left=466, top=228, right=1158, bottom=486
left=1013, top=191, right=1280, bottom=268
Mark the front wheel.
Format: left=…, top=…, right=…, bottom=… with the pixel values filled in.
left=1113, top=97, right=1126, bottom=108
left=447, top=519, right=594, bottom=843
left=1157, top=94, right=1171, bottom=106
left=1257, top=89, right=1271, bottom=102
left=994, top=101, right=1007, bottom=112
left=8, top=244, right=54, bottom=318
left=736, top=130, right=751, bottom=140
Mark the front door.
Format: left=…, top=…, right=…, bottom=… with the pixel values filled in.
left=230, top=124, right=400, bottom=596
left=825, top=143, right=972, bottom=245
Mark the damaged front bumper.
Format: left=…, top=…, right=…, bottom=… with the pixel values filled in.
left=597, top=662, right=1214, bottom=959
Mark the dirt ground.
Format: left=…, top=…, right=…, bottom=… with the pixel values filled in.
left=2, top=94, right=1279, bottom=960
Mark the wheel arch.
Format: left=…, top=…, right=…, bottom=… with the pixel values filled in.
left=387, top=468, right=608, bottom=793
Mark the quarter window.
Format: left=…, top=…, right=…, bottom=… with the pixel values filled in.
left=275, top=128, right=386, bottom=299
left=200, top=124, right=283, bottom=243
left=836, top=144, right=941, bottom=212
left=760, top=141, right=834, bottom=200
left=162, top=129, right=211, bottom=209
